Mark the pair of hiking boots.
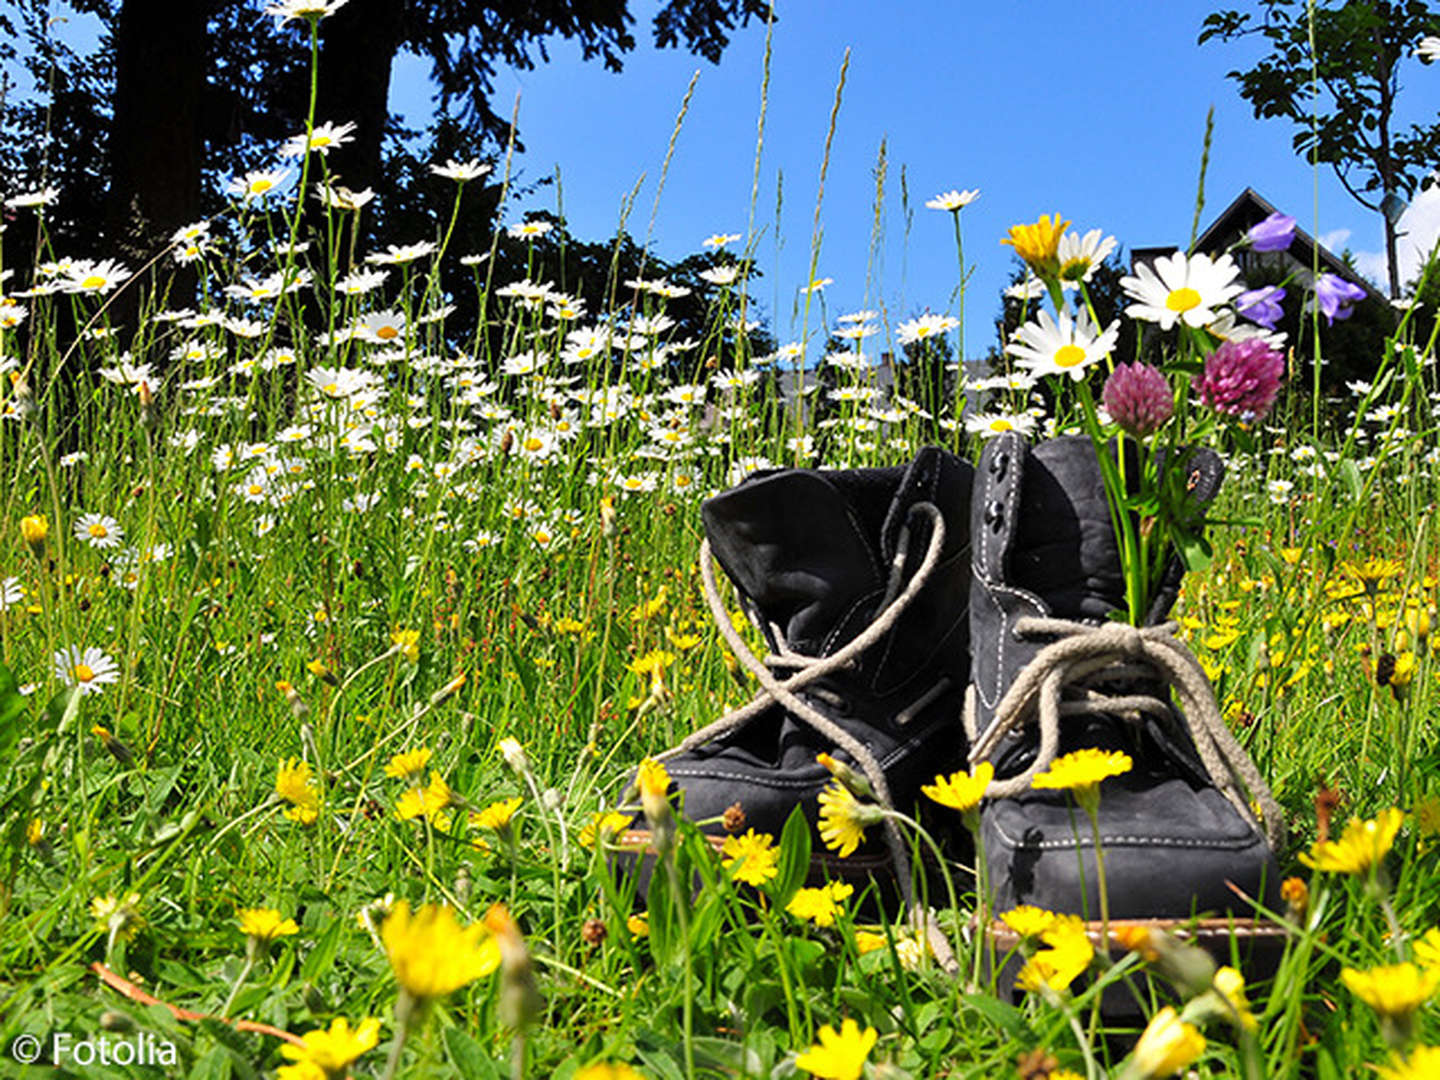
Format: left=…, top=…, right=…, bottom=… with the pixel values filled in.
left=623, top=434, right=1284, bottom=942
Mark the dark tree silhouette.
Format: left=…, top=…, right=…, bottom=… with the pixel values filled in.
left=2, top=0, right=772, bottom=263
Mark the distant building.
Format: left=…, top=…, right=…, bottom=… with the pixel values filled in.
left=1131, top=187, right=1387, bottom=307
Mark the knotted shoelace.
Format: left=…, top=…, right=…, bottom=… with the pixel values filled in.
left=650, top=503, right=958, bottom=965
left=965, top=617, right=1285, bottom=850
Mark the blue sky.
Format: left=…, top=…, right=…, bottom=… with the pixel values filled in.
left=30, top=1, right=1439, bottom=358
left=392, top=0, right=1440, bottom=358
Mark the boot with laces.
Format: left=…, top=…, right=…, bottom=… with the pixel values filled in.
left=966, top=432, right=1284, bottom=948
left=619, top=446, right=974, bottom=890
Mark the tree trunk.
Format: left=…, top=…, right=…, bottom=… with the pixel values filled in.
left=313, top=0, right=406, bottom=230
left=105, top=0, right=206, bottom=261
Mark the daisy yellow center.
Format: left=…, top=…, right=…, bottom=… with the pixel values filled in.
left=80, top=275, right=106, bottom=290
left=88, top=523, right=109, bottom=538
left=376, top=325, right=399, bottom=340
left=1166, top=287, right=1202, bottom=313
left=675, top=475, right=692, bottom=487
left=534, top=530, right=551, bottom=543
left=524, top=437, right=543, bottom=452
left=323, top=382, right=339, bottom=394
left=73, top=663, right=95, bottom=682
left=1053, top=344, right=1087, bottom=368
left=915, top=325, right=932, bottom=338
left=248, top=485, right=264, bottom=495
left=251, top=180, right=273, bottom=194
left=989, top=419, right=1013, bottom=432
left=313, top=135, right=332, bottom=147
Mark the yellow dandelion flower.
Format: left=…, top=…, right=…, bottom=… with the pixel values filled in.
left=384, top=747, right=433, bottom=784
left=395, top=771, right=453, bottom=830
left=574, top=1065, right=647, bottom=1080
left=852, top=929, right=889, bottom=955
left=786, top=882, right=854, bottom=928
left=1000, top=905, right=1059, bottom=940
left=627, top=649, right=675, bottom=679
left=306, top=657, right=338, bottom=686
left=794, top=1018, right=877, bottom=1080
left=238, top=907, right=299, bottom=942
left=1281, top=876, right=1309, bottom=921
left=720, top=829, right=780, bottom=886
left=279, top=1016, right=381, bottom=1079
left=1001, top=213, right=1071, bottom=279
left=275, top=757, right=321, bottom=824
left=1299, top=807, right=1404, bottom=875
left=1032, top=748, right=1132, bottom=793
left=1016, top=914, right=1094, bottom=994
left=1376, top=1046, right=1440, bottom=1080
left=634, top=755, right=672, bottom=822
left=1341, top=962, right=1439, bottom=1018
left=626, top=913, right=649, bottom=939
left=578, top=810, right=634, bottom=850
left=818, top=781, right=883, bottom=858
left=471, top=796, right=523, bottom=832
left=381, top=901, right=501, bottom=1000
left=1211, top=966, right=1258, bottom=1032
left=1126, top=1006, right=1205, bottom=1079
left=921, top=762, right=994, bottom=815
left=91, top=892, right=145, bottom=941
left=390, top=628, right=420, bottom=662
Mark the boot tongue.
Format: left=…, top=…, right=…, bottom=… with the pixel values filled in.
left=701, top=468, right=899, bottom=655
left=1010, top=436, right=1128, bottom=621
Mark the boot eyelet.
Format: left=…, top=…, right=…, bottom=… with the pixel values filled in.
left=988, top=452, right=1009, bottom=480
left=984, top=501, right=1005, bottom=532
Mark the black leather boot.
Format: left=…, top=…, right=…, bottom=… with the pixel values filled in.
left=621, top=446, right=974, bottom=887
left=966, top=433, right=1283, bottom=939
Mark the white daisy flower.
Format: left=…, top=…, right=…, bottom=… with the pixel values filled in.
left=53, top=645, right=121, bottom=695
left=281, top=120, right=357, bottom=158
left=699, top=265, right=739, bottom=286
left=74, top=513, right=124, bottom=549
left=0, top=577, right=24, bottom=610
left=365, top=241, right=436, bottom=265
left=264, top=0, right=349, bottom=25
left=965, top=411, right=1039, bottom=438
left=226, top=169, right=292, bottom=201
left=1006, top=308, right=1119, bottom=381
left=1056, top=227, right=1117, bottom=287
left=1120, top=251, right=1244, bottom=330
left=924, top=188, right=979, bottom=211
left=896, top=313, right=959, bottom=345
left=430, top=158, right=491, bottom=181
left=508, top=220, right=553, bottom=240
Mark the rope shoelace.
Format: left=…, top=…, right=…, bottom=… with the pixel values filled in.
left=652, top=503, right=957, bottom=964
left=965, top=617, right=1286, bottom=851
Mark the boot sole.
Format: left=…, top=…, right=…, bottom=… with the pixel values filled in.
left=983, top=914, right=1287, bottom=1013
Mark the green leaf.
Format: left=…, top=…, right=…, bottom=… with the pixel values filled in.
left=645, top=859, right=675, bottom=967
left=773, top=803, right=812, bottom=906
left=1173, top=527, right=1213, bottom=573
left=299, top=917, right=343, bottom=982
left=1339, top=459, right=1363, bottom=500
left=443, top=1026, right=500, bottom=1077
left=958, top=992, right=1030, bottom=1039
left=692, top=1036, right=763, bottom=1075
left=0, top=663, right=28, bottom=759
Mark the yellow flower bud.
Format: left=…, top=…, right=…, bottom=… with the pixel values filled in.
left=20, top=514, right=47, bottom=557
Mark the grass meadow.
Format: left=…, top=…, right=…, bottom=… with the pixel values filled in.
left=2, top=20, right=1440, bottom=1080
